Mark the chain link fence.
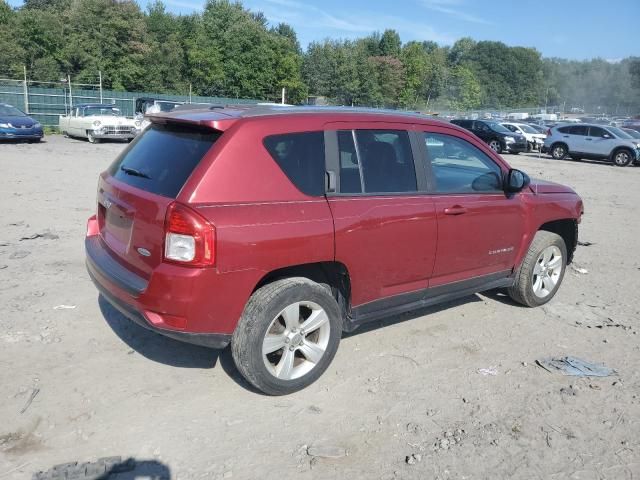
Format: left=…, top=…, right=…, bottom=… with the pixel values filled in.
left=0, top=71, right=261, bottom=130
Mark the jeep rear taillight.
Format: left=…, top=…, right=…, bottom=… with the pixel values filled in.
left=163, top=202, right=215, bottom=267
left=547, top=129, right=552, bottom=136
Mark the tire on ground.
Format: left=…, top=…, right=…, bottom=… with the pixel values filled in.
left=231, top=277, right=342, bottom=395
left=508, top=230, right=567, bottom=307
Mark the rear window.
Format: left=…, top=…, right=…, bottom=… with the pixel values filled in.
left=263, top=132, right=325, bottom=196
left=108, top=123, right=220, bottom=198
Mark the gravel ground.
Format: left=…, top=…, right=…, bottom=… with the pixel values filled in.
left=1, top=135, right=639, bottom=480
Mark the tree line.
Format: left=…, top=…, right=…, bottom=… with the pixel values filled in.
left=1, top=0, right=639, bottom=113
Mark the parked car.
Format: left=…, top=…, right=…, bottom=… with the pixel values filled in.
left=135, top=97, right=183, bottom=130
left=59, top=104, right=140, bottom=143
left=622, top=128, right=640, bottom=140
left=0, top=103, right=43, bottom=142
left=501, top=122, right=546, bottom=151
left=451, top=119, right=527, bottom=154
left=86, top=105, right=584, bottom=395
left=527, top=123, right=548, bottom=135
left=543, top=123, right=640, bottom=166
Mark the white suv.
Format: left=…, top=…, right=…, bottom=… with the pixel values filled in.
left=501, top=122, right=547, bottom=152
left=543, top=123, right=640, bottom=167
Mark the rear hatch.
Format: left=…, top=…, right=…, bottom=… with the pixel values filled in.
left=97, top=122, right=222, bottom=278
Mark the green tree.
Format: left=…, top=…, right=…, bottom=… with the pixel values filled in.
left=379, top=29, right=401, bottom=57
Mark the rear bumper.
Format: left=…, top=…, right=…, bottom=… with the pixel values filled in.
left=85, top=235, right=231, bottom=349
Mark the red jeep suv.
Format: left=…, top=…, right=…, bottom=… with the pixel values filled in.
left=86, top=106, right=583, bottom=395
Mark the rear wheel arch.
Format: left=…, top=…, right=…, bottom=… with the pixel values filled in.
left=253, top=261, right=352, bottom=321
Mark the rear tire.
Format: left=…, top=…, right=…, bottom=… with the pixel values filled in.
left=232, top=278, right=342, bottom=395
left=550, top=143, right=567, bottom=160
left=526, top=142, right=533, bottom=152
left=508, top=231, right=567, bottom=307
left=612, top=148, right=633, bottom=167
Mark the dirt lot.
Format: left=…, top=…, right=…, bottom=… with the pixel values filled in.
left=1, top=135, right=639, bottom=480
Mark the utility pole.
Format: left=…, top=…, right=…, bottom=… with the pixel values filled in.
left=189, top=83, right=192, bottom=104
left=68, top=75, right=73, bottom=109
left=98, top=70, right=103, bottom=103
left=23, top=66, right=29, bottom=114
left=281, top=87, right=285, bottom=105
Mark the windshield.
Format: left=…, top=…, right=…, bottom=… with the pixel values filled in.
left=486, top=122, right=511, bottom=134
left=157, top=102, right=181, bottom=112
left=84, top=107, right=121, bottom=117
left=608, top=127, right=632, bottom=139
left=518, top=124, right=538, bottom=134
left=0, top=104, right=26, bottom=117
left=623, top=129, right=640, bottom=139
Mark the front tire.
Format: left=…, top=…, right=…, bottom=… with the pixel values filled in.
left=508, top=231, right=567, bottom=307
left=232, top=278, right=342, bottom=395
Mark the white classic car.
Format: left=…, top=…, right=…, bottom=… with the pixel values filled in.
left=59, top=104, right=141, bottom=143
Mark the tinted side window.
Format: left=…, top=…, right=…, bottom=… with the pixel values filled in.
left=452, top=120, right=471, bottom=129
left=569, top=125, right=588, bottom=136
left=474, top=121, right=490, bottom=132
left=263, top=131, right=325, bottom=196
left=504, top=124, right=517, bottom=132
left=557, top=126, right=571, bottom=134
left=108, top=124, right=220, bottom=198
left=356, top=130, right=417, bottom=193
left=336, top=130, right=417, bottom=194
left=424, top=133, right=503, bottom=194
left=588, top=126, right=607, bottom=137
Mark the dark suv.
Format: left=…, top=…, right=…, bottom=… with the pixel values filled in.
left=86, top=106, right=583, bottom=395
left=451, top=119, right=527, bottom=154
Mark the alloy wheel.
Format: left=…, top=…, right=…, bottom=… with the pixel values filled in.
left=262, top=301, right=331, bottom=381
left=532, top=246, right=563, bottom=298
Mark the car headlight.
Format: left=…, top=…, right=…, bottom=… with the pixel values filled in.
left=33, top=122, right=41, bottom=128
left=0, top=123, right=12, bottom=128
left=93, top=120, right=101, bottom=127
left=505, top=136, right=515, bottom=143
left=134, top=120, right=141, bottom=127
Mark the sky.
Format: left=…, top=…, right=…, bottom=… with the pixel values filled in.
left=7, top=0, right=640, bottom=60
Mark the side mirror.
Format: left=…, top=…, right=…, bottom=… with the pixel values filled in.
left=504, top=169, right=530, bottom=193
left=603, top=133, right=611, bottom=139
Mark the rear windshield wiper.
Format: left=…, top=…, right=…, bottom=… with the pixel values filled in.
left=120, top=165, right=151, bottom=179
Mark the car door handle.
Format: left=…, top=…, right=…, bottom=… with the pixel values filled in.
left=585, top=138, right=592, bottom=141
left=563, top=135, right=569, bottom=138
left=444, top=206, right=467, bottom=216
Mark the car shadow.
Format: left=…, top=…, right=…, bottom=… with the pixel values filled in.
left=98, top=295, right=264, bottom=394
left=98, top=290, right=510, bottom=394
left=98, top=294, right=220, bottom=369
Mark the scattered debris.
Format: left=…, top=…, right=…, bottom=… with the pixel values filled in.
left=307, top=445, right=347, bottom=459
left=433, top=429, right=465, bottom=451
left=20, top=388, right=40, bottom=414
left=477, top=366, right=498, bottom=376
left=536, top=356, right=615, bottom=377
left=53, top=305, right=76, bottom=310
left=32, top=457, right=136, bottom=480
left=577, top=241, right=594, bottom=247
left=570, top=265, right=588, bottom=274
left=9, top=251, right=30, bottom=259
left=19, top=232, right=59, bottom=241
left=406, top=422, right=422, bottom=434
left=307, top=405, right=322, bottom=414
left=405, top=453, right=422, bottom=465
left=0, top=265, right=7, bottom=270
left=559, top=385, right=578, bottom=396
